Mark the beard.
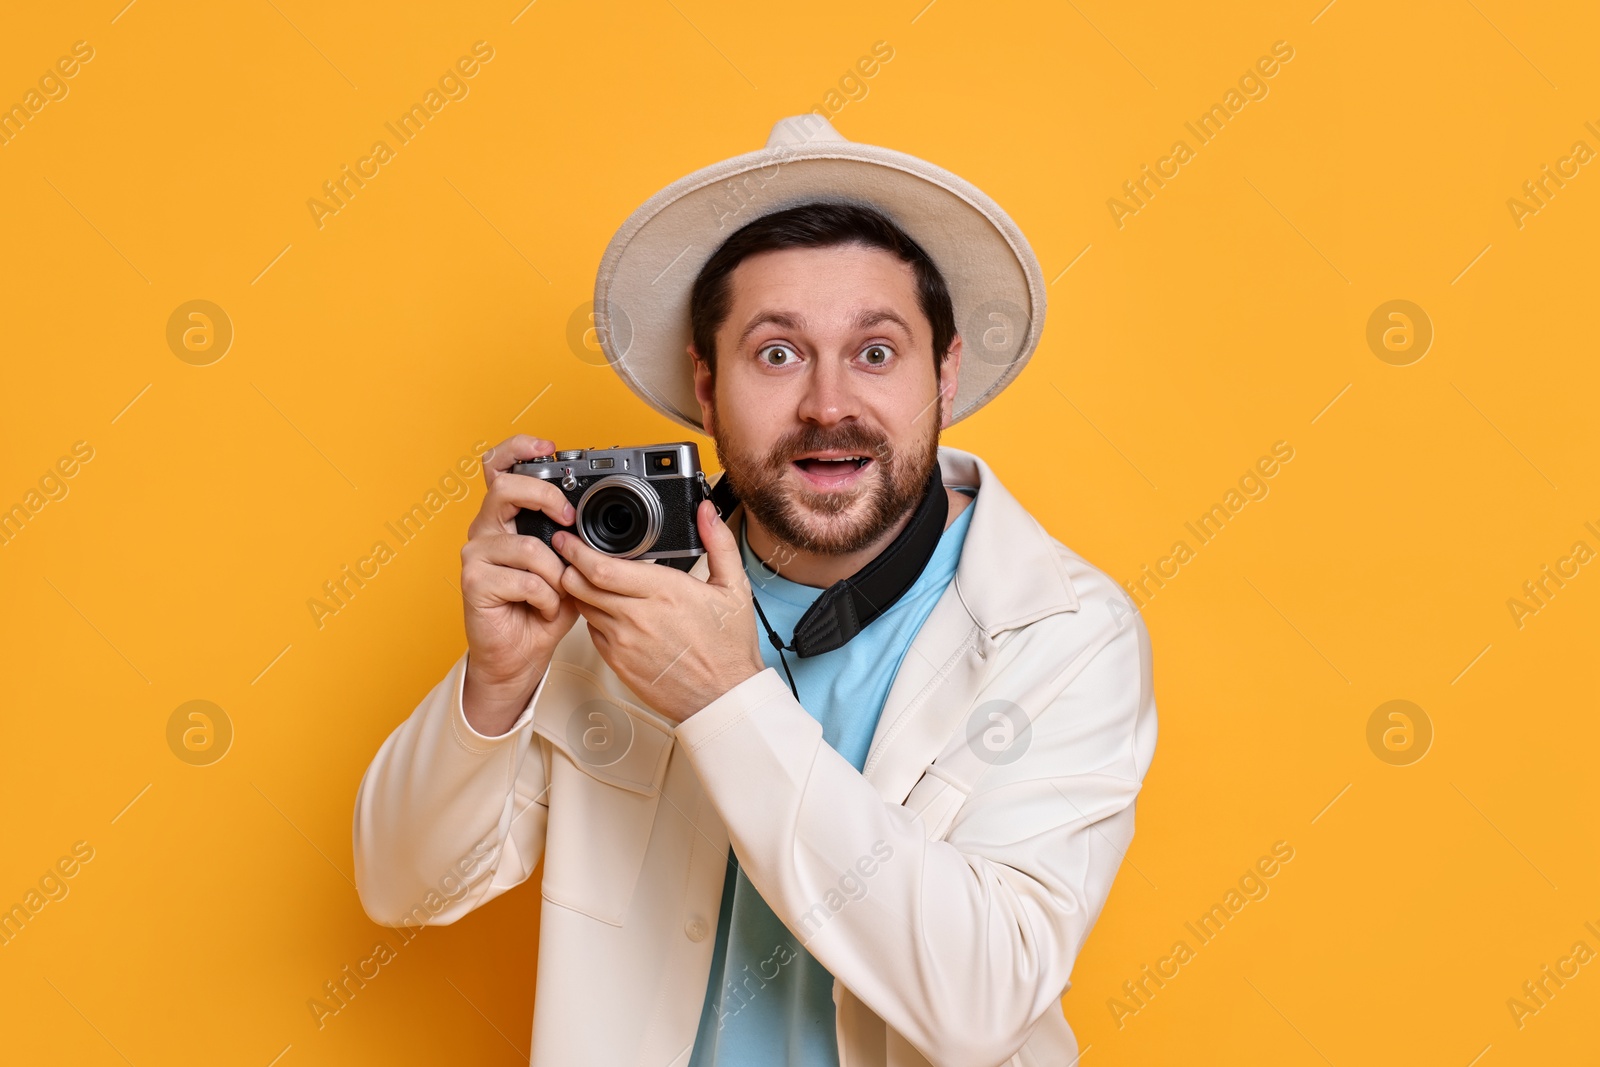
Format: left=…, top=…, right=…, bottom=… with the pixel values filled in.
left=710, top=408, right=940, bottom=556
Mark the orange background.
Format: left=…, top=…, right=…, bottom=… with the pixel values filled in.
left=2, top=1, right=1597, bottom=1064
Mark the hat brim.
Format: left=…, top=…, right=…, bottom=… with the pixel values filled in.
left=593, top=135, right=1047, bottom=432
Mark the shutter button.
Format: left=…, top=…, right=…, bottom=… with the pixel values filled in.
left=685, top=918, right=708, bottom=942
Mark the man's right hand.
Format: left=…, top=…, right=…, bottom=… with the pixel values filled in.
left=459, top=435, right=581, bottom=736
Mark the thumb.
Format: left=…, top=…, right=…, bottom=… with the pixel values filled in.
left=698, top=498, right=743, bottom=588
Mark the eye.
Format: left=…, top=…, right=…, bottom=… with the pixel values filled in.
left=757, top=343, right=800, bottom=367
left=859, top=344, right=893, bottom=366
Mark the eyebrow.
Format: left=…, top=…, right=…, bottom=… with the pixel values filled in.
left=735, top=307, right=915, bottom=351
left=851, top=308, right=914, bottom=337
left=737, top=311, right=805, bottom=351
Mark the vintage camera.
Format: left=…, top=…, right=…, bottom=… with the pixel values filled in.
left=512, top=443, right=711, bottom=571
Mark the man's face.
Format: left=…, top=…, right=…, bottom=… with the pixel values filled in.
left=691, top=243, right=962, bottom=555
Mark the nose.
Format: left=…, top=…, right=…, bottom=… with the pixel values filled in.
left=795, top=353, right=860, bottom=427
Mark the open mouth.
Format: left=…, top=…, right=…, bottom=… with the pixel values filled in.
left=792, top=454, right=873, bottom=488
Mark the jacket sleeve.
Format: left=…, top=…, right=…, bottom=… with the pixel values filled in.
left=674, top=604, right=1157, bottom=1067
left=352, top=652, right=552, bottom=927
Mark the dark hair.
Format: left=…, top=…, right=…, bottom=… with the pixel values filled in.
left=688, top=201, right=956, bottom=375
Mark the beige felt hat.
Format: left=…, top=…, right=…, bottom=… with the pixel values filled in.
left=592, top=115, right=1047, bottom=432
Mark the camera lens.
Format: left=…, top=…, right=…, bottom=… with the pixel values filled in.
left=576, top=476, right=662, bottom=558
left=599, top=501, right=635, bottom=538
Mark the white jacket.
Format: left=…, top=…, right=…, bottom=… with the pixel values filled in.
left=353, top=446, right=1158, bottom=1066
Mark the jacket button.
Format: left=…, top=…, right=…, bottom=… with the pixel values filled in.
left=685, top=918, right=708, bottom=942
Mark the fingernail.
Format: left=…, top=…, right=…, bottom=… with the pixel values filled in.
left=564, top=505, right=576, bottom=523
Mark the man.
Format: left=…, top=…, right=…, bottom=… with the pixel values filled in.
left=354, top=115, right=1157, bottom=1067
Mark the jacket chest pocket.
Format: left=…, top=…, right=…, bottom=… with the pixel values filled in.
left=532, top=664, right=674, bottom=926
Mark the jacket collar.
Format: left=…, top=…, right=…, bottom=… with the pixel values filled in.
left=692, top=446, right=1080, bottom=802
left=938, top=445, right=1079, bottom=633
left=853, top=446, right=1079, bottom=800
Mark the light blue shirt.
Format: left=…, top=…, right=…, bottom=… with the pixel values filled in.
left=687, top=492, right=976, bottom=1066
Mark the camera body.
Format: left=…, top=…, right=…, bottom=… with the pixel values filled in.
left=512, top=443, right=711, bottom=571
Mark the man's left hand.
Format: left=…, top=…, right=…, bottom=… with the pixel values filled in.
left=555, top=499, right=765, bottom=724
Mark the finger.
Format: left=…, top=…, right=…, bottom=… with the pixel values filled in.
left=482, top=435, right=558, bottom=489
left=472, top=472, right=577, bottom=536
left=559, top=558, right=633, bottom=615
left=468, top=532, right=567, bottom=590
left=464, top=560, right=565, bottom=620
left=551, top=530, right=655, bottom=597
left=699, top=499, right=746, bottom=591
left=576, top=600, right=616, bottom=639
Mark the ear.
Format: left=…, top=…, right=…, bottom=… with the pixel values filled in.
left=937, top=334, right=962, bottom=429
left=689, top=344, right=716, bottom=437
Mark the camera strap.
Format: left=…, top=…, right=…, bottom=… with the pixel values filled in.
left=709, top=461, right=950, bottom=670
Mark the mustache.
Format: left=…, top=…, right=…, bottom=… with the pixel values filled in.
left=765, top=425, right=893, bottom=467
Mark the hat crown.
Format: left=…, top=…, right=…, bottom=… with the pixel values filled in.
left=764, top=114, right=848, bottom=148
